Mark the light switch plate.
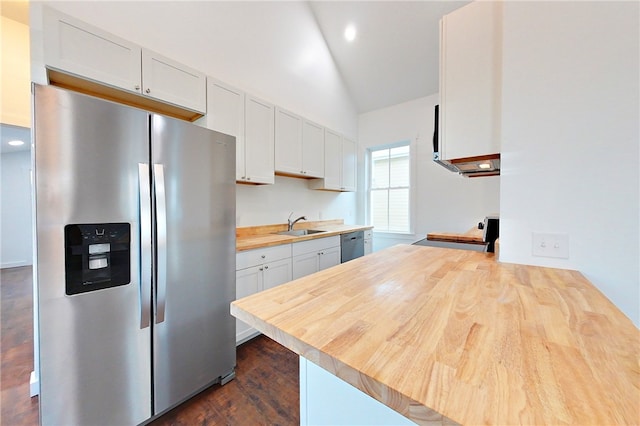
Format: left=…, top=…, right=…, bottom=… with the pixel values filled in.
left=532, top=232, right=569, bottom=259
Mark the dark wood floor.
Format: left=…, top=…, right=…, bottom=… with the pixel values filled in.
left=0, top=266, right=299, bottom=426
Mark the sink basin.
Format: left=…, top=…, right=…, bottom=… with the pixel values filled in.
left=276, top=229, right=326, bottom=236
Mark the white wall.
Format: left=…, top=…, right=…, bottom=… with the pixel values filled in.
left=1, top=16, right=31, bottom=128
left=358, top=94, right=500, bottom=251
left=499, top=2, right=639, bottom=325
left=237, top=176, right=357, bottom=226
left=30, top=1, right=359, bottom=228
left=1, top=150, right=33, bottom=268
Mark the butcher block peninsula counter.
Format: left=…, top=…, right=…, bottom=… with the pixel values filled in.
left=231, top=244, right=639, bottom=425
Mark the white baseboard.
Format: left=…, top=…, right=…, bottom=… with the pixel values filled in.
left=1, top=260, right=32, bottom=269
left=30, top=371, right=39, bottom=397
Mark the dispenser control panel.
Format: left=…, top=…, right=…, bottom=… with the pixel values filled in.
left=64, top=223, right=131, bottom=295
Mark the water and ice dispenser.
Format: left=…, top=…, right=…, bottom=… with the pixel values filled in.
left=64, top=223, right=131, bottom=295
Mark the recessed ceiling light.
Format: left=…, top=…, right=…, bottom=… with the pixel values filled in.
left=478, top=163, right=492, bottom=169
left=8, top=140, right=25, bottom=146
left=344, top=24, right=357, bottom=42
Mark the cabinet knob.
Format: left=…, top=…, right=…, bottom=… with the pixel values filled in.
left=247, top=177, right=251, bottom=181
left=261, top=255, right=266, bottom=259
left=145, top=88, right=151, bottom=94
left=264, top=265, right=269, bottom=269
left=259, top=267, right=263, bottom=271
left=134, top=85, right=140, bottom=91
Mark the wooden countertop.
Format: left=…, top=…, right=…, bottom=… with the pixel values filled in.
left=231, top=245, right=639, bottom=425
left=427, top=226, right=485, bottom=244
left=236, top=220, right=373, bottom=252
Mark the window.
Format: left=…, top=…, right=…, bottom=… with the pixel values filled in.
left=369, top=143, right=410, bottom=232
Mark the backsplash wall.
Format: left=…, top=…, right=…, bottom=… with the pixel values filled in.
left=236, top=176, right=356, bottom=227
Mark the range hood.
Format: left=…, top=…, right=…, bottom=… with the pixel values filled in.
left=432, top=104, right=500, bottom=177
left=434, top=152, right=500, bottom=177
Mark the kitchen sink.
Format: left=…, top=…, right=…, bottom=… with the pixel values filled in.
left=276, top=229, right=326, bottom=236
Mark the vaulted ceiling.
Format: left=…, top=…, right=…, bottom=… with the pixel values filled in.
left=309, top=1, right=470, bottom=113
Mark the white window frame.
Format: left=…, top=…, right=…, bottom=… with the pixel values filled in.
left=366, top=140, right=415, bottom=235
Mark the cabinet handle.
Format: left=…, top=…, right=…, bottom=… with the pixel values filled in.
left=145, top=88, right=151, bottom=94
left=264, top=265, right=269, bottom=269
left=134, top=85, right=140, bottom=91
left=247, top=177, right=251, bottom=181
left=259, top=267, right=264, bottom=271
left=261, top=255, right=266, bottom=259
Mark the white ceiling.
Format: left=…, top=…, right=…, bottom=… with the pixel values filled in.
left=309, top=1, right=470, bottom=113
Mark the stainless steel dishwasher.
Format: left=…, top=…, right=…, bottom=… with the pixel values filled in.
left=340, top=231, right=364, bottom=263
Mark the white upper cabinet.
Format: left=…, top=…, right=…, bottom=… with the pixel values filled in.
left=341, top=137, right=357, bottom=192
left=141, top=49, right=206, bottom=113
left=275, top=107, right=325, bottom=178
left=321, top=129, right=342, bottom=190
left=274, top=108, right=303, bottom=175
left=243, top=95, right=275, bottom=184
left=202, top=79, right=274, bottom=184
left=309, top=129, right=356, bottom=192
left=301, top=120, right=325, bottom=178
left=439, top=0, right=502, bottom=160
left=42, top=7, right=206, bottom=115
left=203, top=78, right=246, bottom=181
left=43, top=7, right=141, bottom=93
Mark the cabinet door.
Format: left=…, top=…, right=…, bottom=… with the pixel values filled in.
left=292, top=252, right=319, bottom=280
left=322, top=129, right=342, bottom=190
left=275, top=108, right=303, bottom=176
left=262, top=258, right=292, bottom=291
left=341, top=137, right=357, bottom=191
left=244, top=96, right=275, bottom=184
left=364, top=238, right=372, bottom=255
left=141, top=49, right=206, bottom=113
left=205, top=78, right=246, bottom=181
left=440, top=1, right=502, bottom=160
left=43, top=7, right=141, bottom=93
left=302, top=120, right=325, bottom=178
left=319, top=245, right=341, bottom=271
left=236, top=266, right=262, bottom=343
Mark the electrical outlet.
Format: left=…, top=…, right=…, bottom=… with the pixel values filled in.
left=532, top=232, right=569, bottom=259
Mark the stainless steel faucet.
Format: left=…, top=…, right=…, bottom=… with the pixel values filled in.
left=287, top=212, right=307, bottom=231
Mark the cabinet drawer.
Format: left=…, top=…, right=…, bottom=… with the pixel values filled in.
left=237, top=244, right=291, bottom=270
left=293, top=236, right=340, bottom=257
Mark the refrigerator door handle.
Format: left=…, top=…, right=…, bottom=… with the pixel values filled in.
left=154, top=163, right=168, bottom=324
left=138, top=163, right=152, bottom=329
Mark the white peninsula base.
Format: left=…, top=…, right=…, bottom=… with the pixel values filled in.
left=299, top=357, right=417, bottom=426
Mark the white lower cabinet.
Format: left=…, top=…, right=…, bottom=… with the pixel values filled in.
left=235, top=245, right=292, bottom=344
left=364, top=229, right=373, bottom=255
left=292, top=236, right=341, bottom=279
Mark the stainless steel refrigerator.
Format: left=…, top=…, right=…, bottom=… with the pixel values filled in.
left=33, top=84, right=236, bottom=425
